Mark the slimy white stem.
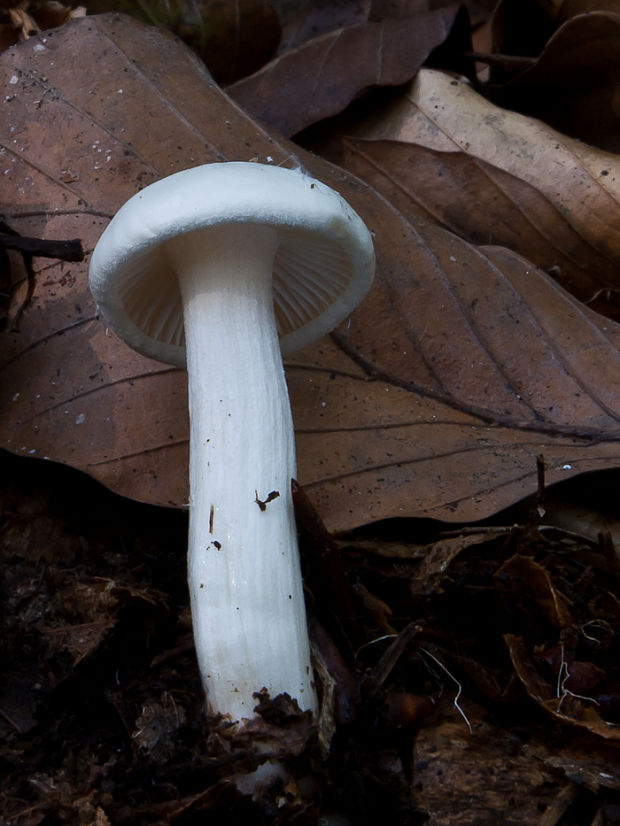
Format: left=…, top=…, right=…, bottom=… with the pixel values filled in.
left=167, top=224, right=317, bottom=721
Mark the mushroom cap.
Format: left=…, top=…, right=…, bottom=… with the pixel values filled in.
left=89, top=162, right=375, bottom=366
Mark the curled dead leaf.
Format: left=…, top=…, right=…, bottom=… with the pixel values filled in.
left=495, top=555, right=573, bottom=628
left=488, top=10, right=620, bottom=153
left=505, top=633, right=620, bottom=742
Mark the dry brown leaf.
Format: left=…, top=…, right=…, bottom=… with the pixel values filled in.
left=505, top=633, right=620, bottom=741
left=1, top=15, right=620, bottom=533
left=488, top=10, right=620, bottom=152
left=287, top=234, right=620, bottom=529
left=278, top=0, right=481, bottom=53
left=495, top=555, right=573, bottom=628
left=229, top=7, right=462, bottom=137
left=279, top=0, right=371, bottom=52
left=316, top=68, right=620, bottom=318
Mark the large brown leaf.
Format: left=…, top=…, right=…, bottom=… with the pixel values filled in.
left=314, top=68, right=620, bottom=319
left=277, top=0, right=484, bottom=53
left=291, top=237, right=620, bottom=529
left=1, top=15, right=620, bottom=533
left=228, top=6, right=462, bottom=137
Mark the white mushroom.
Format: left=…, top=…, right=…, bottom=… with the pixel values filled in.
left=89, top=162, right=374, bottom=731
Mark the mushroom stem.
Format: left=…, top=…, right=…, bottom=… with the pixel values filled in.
left=166, top=223, right=317, bottom=722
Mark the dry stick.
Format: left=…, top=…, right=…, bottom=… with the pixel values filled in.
left=0, top=221, right=84, bottom=324
left=0, top=232, right=83, bottom=260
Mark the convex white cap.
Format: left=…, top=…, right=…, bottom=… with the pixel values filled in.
left=89, top=162, right=375, bottom=366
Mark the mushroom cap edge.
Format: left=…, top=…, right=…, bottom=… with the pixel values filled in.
left=88, top=162, right=376, bottom=366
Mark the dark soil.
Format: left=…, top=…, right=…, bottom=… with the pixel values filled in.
left=2, top=449, right=620, bottom=825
